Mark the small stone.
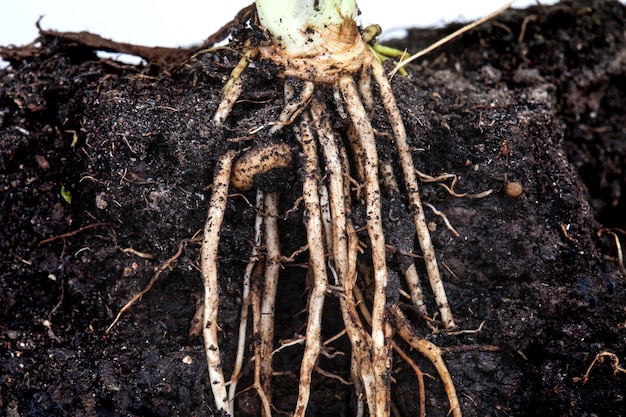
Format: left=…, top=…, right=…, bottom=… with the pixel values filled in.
left=35, top=155, right=50, bottom=170
left=95, top=192, right=108, bottom=209
left=504, top=182, right=523, bottom=198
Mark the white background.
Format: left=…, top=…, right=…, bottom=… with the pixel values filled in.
left=1, top=0, right=561, bottom=49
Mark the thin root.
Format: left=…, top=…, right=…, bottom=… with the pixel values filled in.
left=372, top=58, right=456, bottom=330
left=424, top=202, right=460, bottom=238
left=107, top=239, right=187, bottom=334
left=598, top=228, right=626, bottom=276
left=390, top=306, right=462, bottom=417
left=582, top=351, right=626, bottom=384
left=228, top=190, right=264, bottom=414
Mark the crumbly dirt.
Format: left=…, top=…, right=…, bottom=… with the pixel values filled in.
left=1, top=1, right=625, bottom=416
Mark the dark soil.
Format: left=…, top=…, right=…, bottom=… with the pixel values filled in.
left=1, top=1, right=625, bottom=416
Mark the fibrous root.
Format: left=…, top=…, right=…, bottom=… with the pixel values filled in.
left=201, top=18, right=461, bottom=417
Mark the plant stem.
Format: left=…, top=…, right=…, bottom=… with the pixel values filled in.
left=256, top=0, right=358, bottom=56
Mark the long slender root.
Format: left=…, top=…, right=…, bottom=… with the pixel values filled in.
left=293, top=112, right=328, bottom=416
left=340, top=73, right=392, bottom=416
left=259, top=192, right=281, bottom=399
left=310, top=98, right=349, bottom=281
left=371, top=58, right=456, bottom=330
left=228, top=190, right=264, bottom=415
left=393, top=342, right=427, bottom=417
left=201, top=149, right=238, bottom=414
left=313, top=96, right=386, bottom=415
left=251, top=269, right=275, bottom=417
left=336, top=231, right=380, bottom=415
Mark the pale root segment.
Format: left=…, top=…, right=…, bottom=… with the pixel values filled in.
left=200, top=149, right=237, bottom=414
left=228, top=190, right=264, bottom=415
left=270, top=79, right=314, bottom=135
left=251, top=263, right=274, bottom=417
left=259, top=192, right=281, bottom=401
left=293, top=112, right=328, bottom=416
left=310, top=99, right=348, bottom=282
left=390, top=306, right=462, bottom=417
left=340, top=74, right=392, bottom=416
left=311, top=98, right=381, bottom=414
left=371, top=58, right=456, bottom=330
left=213, top=49, right=256, bottom=126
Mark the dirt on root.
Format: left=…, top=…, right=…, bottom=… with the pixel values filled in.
left=1, top=1, right=625, bottom=416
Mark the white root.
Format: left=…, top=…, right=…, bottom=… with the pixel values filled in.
left=371, top=58, right=456, bottom=330
left=404, top=263, right=428, bottom=316
left=270, top=79, right=315, bottom=135
left=340, top=73, right=392, bottom=416
left=425, top=202, right=460, bottom=238
left=379, top=158, right=400, bottom=195
left=378, top=158, right=429, bottom=317
left=292, top=112, right=328, bottom=417
left=319, top=185, right=335, bottom=254
left=251, top=266, right=274, bottom=417
left=259, top=192, right=281, bottom=399
left=342, top=225, right=379, bottom=414
left=312, top=96, right=380, bottom=413
left=359, top=66, right=375, bottom=111
left=354, top=275, right=430, bottom=417
left=310, top=98, right=349, bottom=279
left=228, top=190, right=264, bottom=415
left=351, top=351, right=366, bottom=417
left=213, top=49, right=257, bottom=126
left=201, top=149, right=237, bottom=414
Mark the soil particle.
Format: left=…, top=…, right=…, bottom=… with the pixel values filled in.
left=1, top=1, right=625, bottom=416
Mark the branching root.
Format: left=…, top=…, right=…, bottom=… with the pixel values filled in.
left=106, top=239, right=189, bottom=334
left=201, top=16, right=464, bottom=417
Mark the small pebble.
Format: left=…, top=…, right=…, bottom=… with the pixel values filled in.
left=95, top=192, right=108, bottom=209
left=504, top=181, right=523, bottom=198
